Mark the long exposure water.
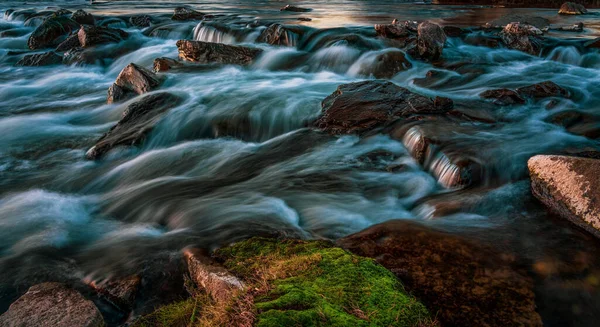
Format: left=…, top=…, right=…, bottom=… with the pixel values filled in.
left=1, top=0, right=600, bottom=326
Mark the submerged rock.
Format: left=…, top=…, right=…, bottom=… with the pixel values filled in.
left=499, top=22, right=543, bottom=55
left=0, top=282, right=104, bottom=327
left=356, top=50, right=412, bottom=79
left=313, top=80, right=451, bottom=134
left=87, top=92, right=183, bottom=159
left=130, top=15, right=152, bottom=28
left=256, top=23, right=296, bottom=46
left=176, top=40, right=262, bottom=65
left=172, top=7, right=205, bottom=21
left=485, top=14, right=550, bottom=29
left=585, top=37, right=600, bottom=49
left=15, top=51, right=63, bottom=66
left=443, top=25, right=466, bottom=37
left=517, top=80, right=570, bottom=99
left=55, top=33, right=81, bottom=52
left=107, top=63, right=161, bottom=104
left=280, top=4, right=312, bottom=12
left=480, top=88, right=526, bottom=106
left=559, top=2, right=587, bottom=15
left=27, top=16, right=80, bottom=50
left=417, top=21, right=446, bottom=60
left=78, top=25, right=129, bottom=48
left=374, top=19, right=410, bottom=39
left=338, top=220, right=543, bottom=327
left=184, top=248, right=244, bottom=304
left=71, top=9, right=95, bottom=25
left=529, top=155, right=600, bottom=238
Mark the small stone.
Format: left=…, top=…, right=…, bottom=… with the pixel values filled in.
left=280, top=5, right=312, bottom=12
left=559, top=2, right=587, bottom=15
left=374, top=19, right=410, bottom=39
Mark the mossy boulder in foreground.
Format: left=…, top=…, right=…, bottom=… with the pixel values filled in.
left=134, top=238, right=435, bottom=327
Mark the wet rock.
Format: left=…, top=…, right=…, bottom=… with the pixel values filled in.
left=87, top=92, right=183, bottom=160
left=27, top=16, right=80, bottom=50
left=337, top=220, right=543, bottom=327
left=517, top=80, right=569, bottom=99
left=464, top=33, right=502, bottom=48
left=480, top=88, right=526, bottom=106
left=89, top=275, right=141, bottom=310
left=443, top=25, right=466, bottom=37
left=280, top=4, right=312, bottom=12
left=559, top=2, right=587, bottom=14
left=357, top=50, right=412, bottom=79
left=176, top=40, right=262, bottom=65
left=153, top=57, right=183, bottom=72
left=257, top=23, right=296, bottom=46
left=62, top=47, right=98, bottom=65
left=313, top=80, right=450, bottom=135
left=0, top=282, right=104, bottom=327
left=106, top=83, right=131, bottom=104
left=52, top=9, right=72, bottom=18
left=485, top=14, right=550, bottom=29
left=417, top=21, right=447, bottom=60
left=116, top=63, right=161, bottom=95
left=55, top=33, right=80, bottom=52
left=529, top=155, right=600, bottom=238
left=374, top=19, right=410, bottom=39
left=499, top=22, right=543, bottom=55
left=130, top=15, right=152, bottom=28
left=298, top=17, right=312, bottom=22
left=172, top=7, right=205, bottom=21
left=183, top=248, right=244, bottom=303
left=15, top=51, right=63, bottom=66
left=584, top=37, right=600, bottom=49
left=0, top=28, right=30, bottom=38
left=78, top=25, right=129, bottom=48
left=71, top=9, right=95, bottom=25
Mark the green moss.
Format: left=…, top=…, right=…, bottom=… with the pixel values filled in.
left=216, top=238, right=434, bottom=327
left=132, top=296, right=205, bottom=327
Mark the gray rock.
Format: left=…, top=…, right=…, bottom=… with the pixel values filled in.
left=417, top=21, right=446, bottom=60
left=559, top=2, right=587, bottom=15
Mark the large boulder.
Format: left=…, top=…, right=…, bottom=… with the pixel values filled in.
left=86, top=92, right=183, bottom=160
left=55, top=33, right=81, bottom=52
left=176, top=40, right=263, bottom=65
left=27, top=16, right=80, bottom=50
left=313, top=80, right=452, bottom=134
left=480, top=88, right=525, bottom=106
left=0, top=283, right=104, bottom=327
left=256, top=24, right=296, bottom=46
left=15, top=51, right=63, bottom=66
left=107, top=63, right=161, bottom=104
left=71, top=9, right=95, bottom=25
left=499, top=22, right=543, bottom=55
left=529, top=155, right=600, bottom=238
left=417, top=21, right=447, bottom=60
left=338, top=220, right=543, bottom=327
left=517, top=80, right=570, bottom=99
left=559, top=2, right=587, bottom=14
left=78, top=25, right=129, bottom=48
left=172, top=7, right=205, bottom=21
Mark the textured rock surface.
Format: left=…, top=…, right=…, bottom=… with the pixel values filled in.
left=517, top=80, right=570, bottom=99
left=15, top=51, right=62, bottom=66
left=529, top=155, right=600, bottom=238
left=559, top=2, right=588, bottom=14
left=356, top=50, right=412, bottom=79
left=417, top=21, right=447, bottom=60
left=153, top=57, right=183, bottom=72
left=280, top=4, right=312, bottom=12
left=55, top=33, right=81, bottom=52
left=107, top=63, right=162, bottom=103
left=0, top=283, right=104, bottom=327
left=130, top=15, right=152, bottom=28
left=90, top=275, right=141, bottom=310
left=374, top=19, right=410, bottom=38
left=78, top=25, right=129, bottom=48
left=499, top=22, right=543, bottom=55
left=184, top=248, right=244, bottom=303
left=480, top=88, right=526, bottom=105
left=176, top=40, right=262, bottom=65
left=313, top=80, right=451, bottom=134
left=338, top=220, right=543, bottom=327
left=27, top=16, right=80, bottom=50
left=172, top=7, right=205, bottom=21
left=71, top=9, right=95, bottom=25
left=87, top=92, right=183, bottom=159
left=256, top=24, right=296, bottom=46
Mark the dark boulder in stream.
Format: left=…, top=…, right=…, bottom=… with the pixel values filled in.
left=15, top=51, right=63, bottom=66
left=256, top=24, right=297, bottom=46
left=107, top=63, right=162, bottom=104
left=355, top=50, right=412, bottom=79
left=313, top=80, right=452, bottom=134
left=480, top=88, right=526, bottom=105
left=374, top=19, right=410, bottom=39
left=176, top=40, right=263, bottom=65
left=78, top=25, right=129, bottom=48
left=499, top=22, right=543, bottom=55
left=517, top=80, right=570, bottom=99
left=417, top=21, right=447, bottom=60
left=87, top=92, right=184, bottom=160
left=27, top=16, right=80, bottom=50
left=559, top=2, right=588, bottom=14
left=338, top=220, right=543, bottom=327
left=71, top=9, right=95, bottom=25
left=130, top=15, right=152, bottom=28
left=55, top=33, right=81, bottom=52
left=172, top=7, right=205, bottom=21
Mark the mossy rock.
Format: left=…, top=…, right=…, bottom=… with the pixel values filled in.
left=134, top=238, right=435, bottom=327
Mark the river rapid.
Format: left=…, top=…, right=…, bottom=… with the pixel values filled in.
left=1, top=0, right=600, bottom=325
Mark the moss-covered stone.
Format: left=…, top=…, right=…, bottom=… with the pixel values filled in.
left=133, top=238, right=435, bottom=327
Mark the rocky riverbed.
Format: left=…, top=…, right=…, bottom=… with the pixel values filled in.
left=1, top=0, right=600, bottom=326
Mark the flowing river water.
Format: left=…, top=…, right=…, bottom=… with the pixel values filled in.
left=1, top=0, right=600, bottom=325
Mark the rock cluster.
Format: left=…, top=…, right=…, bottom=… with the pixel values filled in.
left=499, top=22, right=543, bottom=55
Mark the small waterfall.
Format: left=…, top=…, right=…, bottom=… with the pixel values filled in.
left=426, top=151, right=463, bottom=189
left=308, top=45, right=361, bottom=73
left=401, top=126, right=427, bottom=164
left=546, top=46, right=582, bottom=66
left=193, top=23, right=235, bottom=44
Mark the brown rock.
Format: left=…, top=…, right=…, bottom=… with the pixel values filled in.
left=499, top=22, right=543, bottom=55
left=183, top=248, right=244, bottom=303
left=337, top=220, right=543, bottom=327
left=443, top=25, right=466, bottom=37
left=529, top=155, right=600, bottom=238
left=71, top=9, right=95, bottom=25
left=280, top=5, right=312, bottom=12
left=130, top=15, right=152, bottom=28
left=480, top=88, right=526, bottom=105
left=176, top=40, right=262, bottom=65
left=356, top=50, right=412, bottom=79
left=417, top=21, right=447, bottom=60
left=27, top=16, right=80, bottom=50
left=485, top=14, right=550, bottom=29
left=172, top=7, right=205, bottom=21
left=313, top=80, right=449, bottom=135
left=585, top=37, right=600, bottom=49
left=86, top=92, right=183, bottom=160
left=374, top=20, right=410, bottom=39
left=15, top=51, right=62, bottom=66
left=517, top=81, right=569, bottom=99
left=55, top=33, right=81, bottom=52
left=90, top=275, right=141, bottom=310
left=257, top=24, right=296, bottom=46
left=113, top=63, right=161, bottom=99
left=559, top=2, right=588, bottom=14
left=0, top=282, right=104, bottom=327
left=153, top=57, right=183, bottom=72
left=107, top=83, right=131, bottom=105
left=78, top=25, right=128, bottom=48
